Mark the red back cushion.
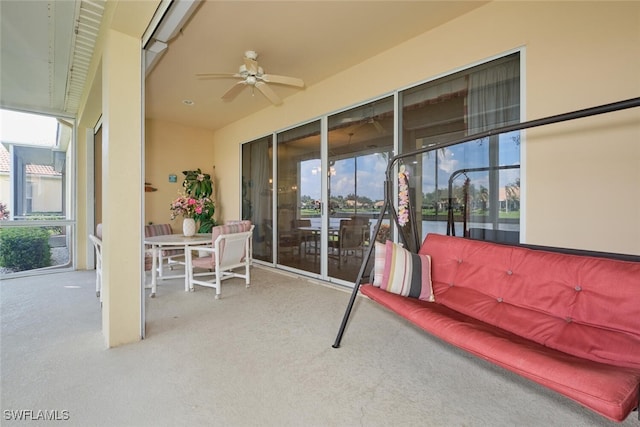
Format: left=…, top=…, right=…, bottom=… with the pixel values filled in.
left=419, top=233, right=640, bottom=369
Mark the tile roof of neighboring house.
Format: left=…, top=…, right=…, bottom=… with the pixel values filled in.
left=0, top=145, right=61, bottom=176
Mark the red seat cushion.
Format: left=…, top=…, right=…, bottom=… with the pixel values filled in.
left=361, top=284, right=640, bottom=422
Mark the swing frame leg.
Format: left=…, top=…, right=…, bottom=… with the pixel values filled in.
left=333, top=197, right=392, bottom=349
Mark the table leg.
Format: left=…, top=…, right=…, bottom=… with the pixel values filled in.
left=184, top=245, right=191, bottom=292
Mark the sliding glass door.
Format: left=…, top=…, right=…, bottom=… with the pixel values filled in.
left=241, top=135, right=273, bottom=263
left=276, top=121, right=321, bottom=273
left=241, top=98, right=396, bottom=284
left=400, top=53, right=520, bottom=243
left=326, top=98, right=394, bottom=282
left=241, top=52, right=520, bottom=285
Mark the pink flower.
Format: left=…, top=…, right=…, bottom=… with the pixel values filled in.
left=170, top=192, right=214, bottom=221
left=398, top=166, right=410, bottom=226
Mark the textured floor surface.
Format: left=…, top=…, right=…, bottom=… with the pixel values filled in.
left=1, top=265, right=637, bottom=426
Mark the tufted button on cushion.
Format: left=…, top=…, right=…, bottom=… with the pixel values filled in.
left=507, top=270, right=513, bottom=275
left=497, top=297, right=503, bottom=303
left=458, top=259, right=463, bottom=264
left=566, top=317, right=573, bottom=323
left=575, top=285, right=582, bottom=291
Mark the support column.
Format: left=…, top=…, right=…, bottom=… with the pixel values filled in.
left=101, top=28, right=142, bottom=347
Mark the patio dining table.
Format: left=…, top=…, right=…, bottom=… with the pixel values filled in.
left=144, top=233, right=212, bottom=297
left=297, top=226, right=340, bottom=261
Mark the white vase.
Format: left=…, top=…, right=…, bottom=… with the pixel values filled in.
left=182, top=218, right=196, bottom=237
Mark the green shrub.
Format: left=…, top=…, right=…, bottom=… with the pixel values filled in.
left=0, top=227, right=51, bottom=271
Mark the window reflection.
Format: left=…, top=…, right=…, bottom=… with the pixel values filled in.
left=327, top=97, right=394, bottom=282
left=241, top=53, right=521, bottom=284
left=400, top=53, right=520, bottom=243
left=277, top=121, right=321, bottom=272
left=241, top=135, right=273, bottom=262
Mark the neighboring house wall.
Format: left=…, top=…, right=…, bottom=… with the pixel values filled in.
left=27, top=174, right=62, bottom=213
left=0, top=174, right=8, bottom=207
left=0, top=145, right=63, bottom=215
left=208, top=1, right=640, bottom=255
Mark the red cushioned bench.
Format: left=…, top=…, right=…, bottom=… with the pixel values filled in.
left=360, top=233, right=640, bottom=422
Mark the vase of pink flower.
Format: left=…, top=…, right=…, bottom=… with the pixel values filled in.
left=170, top=194, right=211, bottom=236
left=182, top=218, right=196, bottom=237
left=169, top=169, right=217, bottom=234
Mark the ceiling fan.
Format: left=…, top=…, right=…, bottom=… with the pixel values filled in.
left=341, top=116, right=386, bottom=136
left=196, top=50, right=304, bottom=105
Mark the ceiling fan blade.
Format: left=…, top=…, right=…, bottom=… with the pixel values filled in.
left=244, top=57, right=259, bottom=75
left=196, top=73, right=242, bottom=80
left=261, top=74, right=304, bottom=88
left=221, top=81, right=247, bottom=101
left=346, top=122, right=367, bottom=135
left=372, top=120, right=385, bottom=134
left=255, top=81, right=282, bottom=105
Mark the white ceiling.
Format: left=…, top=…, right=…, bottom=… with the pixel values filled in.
left=1, top=1, right=486, bottom=130
left=146, top=1, right=487, bottom=131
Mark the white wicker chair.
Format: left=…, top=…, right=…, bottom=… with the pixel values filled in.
left=187, top=221, right=254, bottom=299
left=88, top=234, right=103, bottom=300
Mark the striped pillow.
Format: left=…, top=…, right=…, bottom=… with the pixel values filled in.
left=372, top=241, right=386, bottom=287
left=381, top=240, right=434, bottom=301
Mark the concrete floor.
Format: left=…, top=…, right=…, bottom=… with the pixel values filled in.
left=1, top=265, right=637, bottom=426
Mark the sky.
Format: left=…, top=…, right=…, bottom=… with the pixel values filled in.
left=0, top=109, right=57, bottom=146
left=300, top=153, right=388, bottom=201
left=299, top=132, right=520, bottom=202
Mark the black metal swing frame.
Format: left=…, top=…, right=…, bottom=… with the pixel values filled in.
left=332, top=97, right=640, bottom=349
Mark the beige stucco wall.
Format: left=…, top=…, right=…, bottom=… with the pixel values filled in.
left=210, top=1, right=640, bottom=255
left=145, top=118, right=215, bottom=229
left=75, top=127, right=89, bottom=269
left=100, top=27, right=144, bottom=347
left=75, top=0, right=159, bottom=347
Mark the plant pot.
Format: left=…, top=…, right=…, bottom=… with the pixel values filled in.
left=183, top=218, right=196, bottom=237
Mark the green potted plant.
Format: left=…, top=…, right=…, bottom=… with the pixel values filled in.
left=170, top=169, right=217, bottom=234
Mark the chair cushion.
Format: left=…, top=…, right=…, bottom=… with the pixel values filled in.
left=200, top=220, right=252, bottom=267
left=192, top=255, right=215, bottom=269
left=212, top=221, right=252, bottom=245
left=144, top=224, right=176, bottom=271
left=144, top=223, right=173, bottom=237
